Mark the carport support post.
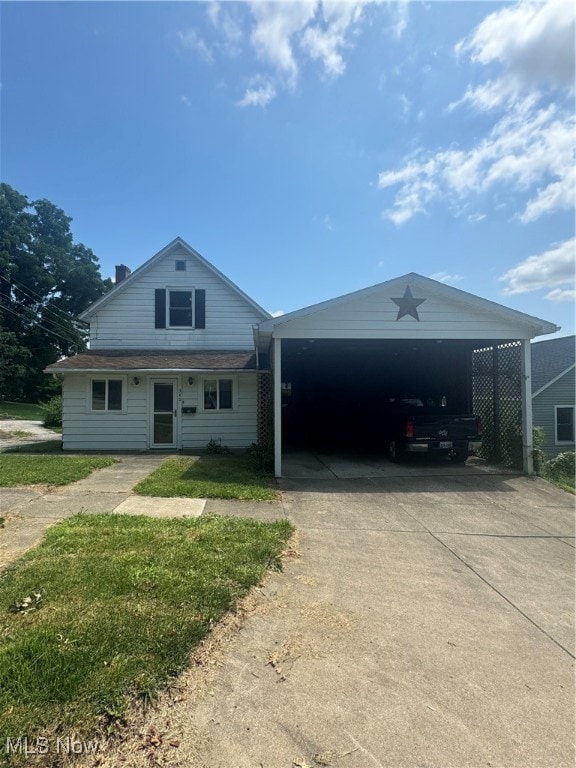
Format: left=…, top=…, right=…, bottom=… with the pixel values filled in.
left=521, top=339, right=534, bottom=475
left=273, top=337, right=282, bottom=478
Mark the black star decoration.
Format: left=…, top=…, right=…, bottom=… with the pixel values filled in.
left=391, top=285, right=426, bottom=321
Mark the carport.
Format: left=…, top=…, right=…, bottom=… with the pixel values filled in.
left=255, top=273, right=558, bottom=477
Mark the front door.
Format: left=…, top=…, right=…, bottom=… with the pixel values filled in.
left=151, top=379, right=178, bottom=448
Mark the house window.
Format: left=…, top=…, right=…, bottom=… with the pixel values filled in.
left=555, top=406, right=574, bottom=443
left=203, top=378, right=234, bottom=410
left=169, top=290, right=193, bottom=327
left=155, top=288, right=205, bottom=329
left=91, top=379, right=124, bottom=412
left=175, top=260, right=186, bottom=271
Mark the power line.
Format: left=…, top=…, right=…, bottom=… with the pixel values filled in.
left=0, top=275, right=86, bottom=340
left=0, top=273, right=88, bottom=330
left=0, top=299, right=81, bottom=348
left=0, top=296, right=81, bottom=343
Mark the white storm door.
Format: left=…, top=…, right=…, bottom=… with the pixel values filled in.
left=150, top=379, right=178, bottom=448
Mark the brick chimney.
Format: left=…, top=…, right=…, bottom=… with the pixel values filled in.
left=115, top=264, right=131, bottom=284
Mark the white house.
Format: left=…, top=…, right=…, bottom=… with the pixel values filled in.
left=46, top=238, right=270, bottom=452
left=46, top=237, right=559, bottom=476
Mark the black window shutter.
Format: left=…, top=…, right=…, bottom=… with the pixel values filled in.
left=155, top=289, right=166, bottom=328
left=195, top=289, right=206, bottom=329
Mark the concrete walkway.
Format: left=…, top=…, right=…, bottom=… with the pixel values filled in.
left=146, top=471, right=574, bottom=768
left=0, top=418, right=57, bottom=449
left=1, top=450, right=574, bottom=766
left=0, top=450, right=283, bottom=569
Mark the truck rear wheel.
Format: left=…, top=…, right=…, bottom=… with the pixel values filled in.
left=389, top=440, right=401, bottom=462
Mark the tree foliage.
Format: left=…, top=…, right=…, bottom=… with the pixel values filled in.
left=0, top=183, right=112, bottom=401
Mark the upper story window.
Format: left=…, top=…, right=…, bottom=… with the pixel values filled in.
left=155, top=288, right=205, bottom=329
left=175, top=260, right=186, bottom=271
left=169, top=290, right=193, bottom=326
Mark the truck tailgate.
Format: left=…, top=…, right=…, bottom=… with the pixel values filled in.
left=412, top=415, right=479, bottom=440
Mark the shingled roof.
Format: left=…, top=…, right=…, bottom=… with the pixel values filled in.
left=531, top=335, right=575, bottom=395
left=45, top=350, right=259, bottom=372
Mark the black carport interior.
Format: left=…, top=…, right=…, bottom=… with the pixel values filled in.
left=280, top=338, right=483, bottom=450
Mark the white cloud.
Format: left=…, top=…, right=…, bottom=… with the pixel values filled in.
left=429, top=272, right=463, bottom=284
left=458, top=0, right=575, bottom=93
left=300, top=2, right=365, bottom=78
left=207, top=2, right=244, bottom=56
left=270, top=309, right=285, bottom=317
left=323, top=214, right=335, bottom=231
left=237, top=1, right=397, bottom=106
left=249, top=1, right=316, bottom=86
left=388, top=0, right=409, bottom=39
left=500, top=237, right=576, bottom=296
left=545, top=288, right=576, bottom=302
left=180, top=95, right=191, bottom=108
left=237, top=77, right=276, bottom=108
left=521, top=165, right=576, bottom=223
left=380, top=0, right=575, bottom=225
left=379, top=88, right=575, bottom=225
left=177, top=29, right=213, bottom=64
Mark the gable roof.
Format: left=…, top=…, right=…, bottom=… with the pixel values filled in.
left=257, top=272, right=558, bottom=339
left=80, top=237, right=271, bottom=321
left=531, top=335, right=575, bottom=396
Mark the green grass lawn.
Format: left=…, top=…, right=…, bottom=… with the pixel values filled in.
left=0, top=402, right=45, bottom=420
left=0, top=455, right=115, bottom=487
left=134, top=454, right=279, bottom=500
left=0, top=514, right=293, bottom=765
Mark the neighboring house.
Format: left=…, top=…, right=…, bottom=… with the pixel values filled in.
left=531, top=335, right=575, bottom=456
left=46, top=236, right=559, bottom=475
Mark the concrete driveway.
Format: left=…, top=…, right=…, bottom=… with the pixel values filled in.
left=168, top=465, right=574, bottom=768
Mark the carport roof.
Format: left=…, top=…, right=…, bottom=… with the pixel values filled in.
left=256, top=272, right=558, bottom=345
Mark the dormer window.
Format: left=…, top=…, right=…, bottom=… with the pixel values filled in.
left=175, top=260, right=186, bottom=271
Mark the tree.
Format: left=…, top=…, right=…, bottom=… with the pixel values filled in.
left=0, top=183, right=112, bottom=401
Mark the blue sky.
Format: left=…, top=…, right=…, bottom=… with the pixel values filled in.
left=1, top=1, right=574, bottom=337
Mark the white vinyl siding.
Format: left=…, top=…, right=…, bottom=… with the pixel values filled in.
left=63, top=374, right=148, bottom=451
left=181, top=374, right=257, bottom=448
left=89, top=246, right=264, bottom=349
left=61, top=372, right=257, bottom=451
left=270, top=286, right=533, bottom=341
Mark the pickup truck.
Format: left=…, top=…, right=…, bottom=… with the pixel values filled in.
left=384, top=396, right=483, bottom=463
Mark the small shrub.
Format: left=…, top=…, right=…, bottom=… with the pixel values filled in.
left=248, top=441, right=274, bottom=474
left=532, top=426, right=546, bottom=474
left=40, top=395, right=62, bottom=428
left=544, top=451, right=575, bottom=481
left=205, top=438, right=231, bottom=454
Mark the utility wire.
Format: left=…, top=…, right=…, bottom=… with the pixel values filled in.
left=0, top=275, right=86, bottom=340
left=0, top=299, right=81, bottom=348
left=0, top=273, right=88, bottom=331
left=0, top=297, right=81, bottom=343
